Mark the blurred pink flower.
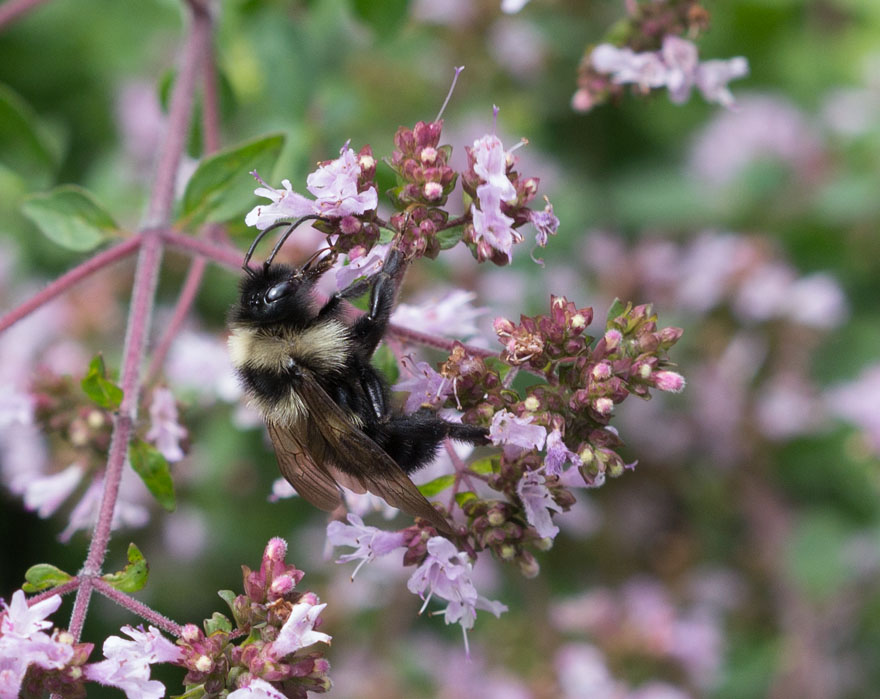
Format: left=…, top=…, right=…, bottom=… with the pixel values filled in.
left=555, top=643, right=624, bottom=699
left=145, top=387, right=187, bottom=462
left=23, top=463, right=84, bottom=518
left=827, top=363, right=880, bottom=455
left=489, top=17, right=546, bottom=80
left=688, top=95, right=821, bottom=187
left=392, top=289, right=488, bottom=340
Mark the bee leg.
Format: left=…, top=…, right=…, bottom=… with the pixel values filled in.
left=374, top=410, right=488, bottom=474
left=351, top=252, right=401, bottom=355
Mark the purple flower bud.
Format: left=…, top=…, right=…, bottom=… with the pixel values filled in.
left=423, top=181, right=443, bottom=200
left=604, top=329, right=623, bottom=350
left=653, top=370, right=686, bottom=393
left=593, top=397, right=614, bottom=415
left=264, top=537, right=287, bottom=562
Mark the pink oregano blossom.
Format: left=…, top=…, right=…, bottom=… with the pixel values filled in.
left=591, top=36, right=748, bottom=108
left=406, top=537, right=507, bottom=656
left=0, top=591, right=73, bottom=698
left=84, top=625, right=181, bottom=699
left=245, top=143, right=378, bottom=230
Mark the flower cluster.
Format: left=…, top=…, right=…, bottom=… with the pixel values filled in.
left=19, top=368, right=187, bottom=540
left=589, top=36, right=748, bottom=108
left=175, top=537, right=332, bottom=698
left=461, top=129, right=559, bottom=264
left=572, top=1, right=748, bottom=111
left=244, top=109, right=556, bottom=267
left=327, top=515, right=506, bottom=654
left=326, top=297, right=683, bottom=638
left=0, top=590, right=177, bottom=699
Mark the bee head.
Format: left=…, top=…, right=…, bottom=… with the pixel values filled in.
left=233, top=263, right=315, bottom=326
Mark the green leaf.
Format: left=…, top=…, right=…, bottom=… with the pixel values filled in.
left=180, top=133, right=285, bottom=226
left=101, top=543, right=149, bottom=593
left=605, top=297, right=626, bottom=325
left=0, top=84, right=59, bottom=183
left=129, top=439, right=176, bottom=511
left=204, top=612, right=233, bottom=635
left=417, top=474, right=456, bottom=497
left=455, top=491, right=477, bottom=507
left=469, top=457, right=497, bottom=475
left=351, top=0, right=409, bottom=36
left=21, top=185, right=119, bottom=252
left=436, top=226, right=463, bottom=250
left=484, top=356, right=513, bottom=383
left=372, top=344, right=400, bottom=384
left=21, top=563, right=73, bottom=593
left=217, top=589, right=238, bottom=618
left=81, top=354, right=123, bottom=410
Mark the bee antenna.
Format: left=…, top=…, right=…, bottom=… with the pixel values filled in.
left=264, top=214, right=326, bottom=269
left=242, top=220, right=293, bottom=272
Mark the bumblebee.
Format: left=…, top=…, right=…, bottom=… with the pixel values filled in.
left=228, top=226, right=487, bottom=535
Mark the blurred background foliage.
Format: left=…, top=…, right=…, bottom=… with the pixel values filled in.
left=2, top=0, right=880, bottom=697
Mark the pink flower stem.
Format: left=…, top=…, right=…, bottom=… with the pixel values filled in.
left=161, top=229, right=244, bottom=269
left=145, top=47, right=224, bottom=384
left=0, top=235, right=142, bottom=334
left=67, top=3, right=211, bottom=642
left=389, top=323, right=498, bottom=358
left=92, top=578, right=182, bottom=636
left=0, top=0, right=51, bottom=30
left=28, top=578, right=81, bottom=605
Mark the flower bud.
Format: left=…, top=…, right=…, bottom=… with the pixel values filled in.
left=604, top=329, right=623, bottom=350
left=181, top=624, right=202, bottom=642
left=593, top=397, right=614, bottom=415
left=518, top=551, right=540, bottom=578
left=499, top=544, right=517, bottom=560
left=195, top=655, right=213, bottom=673
left=591, top=362, right=612, bottom=381
left=264, top=537, right=287, bottom=562
left=423, top=181, right=443, bottom=200
left=270, top=574, right=296, bottom=597
left=339, top=215, right=361, bottom=235
left=420, top=146, right=438, bottom=164
left=653, top=370, right=686, bottom=393
left=523, top=395, right=540, bottom=412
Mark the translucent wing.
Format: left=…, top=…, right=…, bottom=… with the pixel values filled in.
left=266, top=420, right=343, bottom=512
left=295, top=367, right=454, bottom=536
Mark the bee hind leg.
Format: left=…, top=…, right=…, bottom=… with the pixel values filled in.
left=374, top=410, right=488, bottom=475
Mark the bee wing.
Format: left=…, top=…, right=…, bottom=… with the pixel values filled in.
left=266, top=420, right=343, bottom=512
left=296, top=368, right=454, bottom=536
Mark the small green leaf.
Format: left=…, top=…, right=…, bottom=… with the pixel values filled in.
left=180, top=133, right=286, bottom=226
left=469, top=457, right=497, bottom=475
left=81, top=354, right=123, bottom=410
left=173, top=686, right=208, bottom=699
left=417, top=474, right=456, bottom=497
left=129, top=439, right=176, bottom=511
left=484, top=356, right=514, bottom=383
left=0, top=84, right=59, bottom=183
left=22, top=563, right=73, bottom=593
left=372, top=345, right=400, bottom=384
left=101, top=543, right=149, bottom=593
left=21, top=185, right=119, bottom=251
left=455, top=491, right=477, bottom=507
left=605, top=297, right=626, bottom=325
left=436, top=227, right=463, bottom=250
left=204, top=612, right=233, bottom=635
left=217, top=589, right=238, bottom=618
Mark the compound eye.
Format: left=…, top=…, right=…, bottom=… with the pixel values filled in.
left=265, top=280, right=292, bottom=303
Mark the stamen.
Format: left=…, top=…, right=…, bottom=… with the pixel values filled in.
left=492, top=104, right=500, bottom=133
left=436, top=66, right=465, bottom=123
